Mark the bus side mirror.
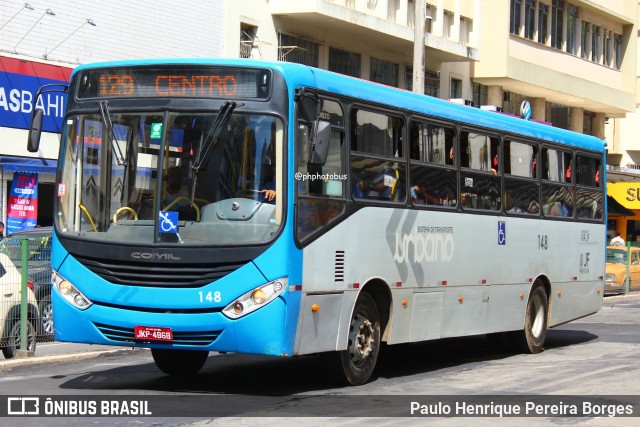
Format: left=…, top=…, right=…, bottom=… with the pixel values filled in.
left=27, top=108, right=44, bottom=152
left=308, top=120, right=330, bottom=165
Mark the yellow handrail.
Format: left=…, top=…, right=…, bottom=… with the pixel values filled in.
left=78, top=204, right=97, bottom=232
left=113, top=206, right=138, bottom=223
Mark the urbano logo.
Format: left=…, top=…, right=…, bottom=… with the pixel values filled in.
left=393, top=229, right=455, bottom=264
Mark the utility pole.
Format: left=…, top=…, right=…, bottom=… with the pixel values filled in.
left=413, top=0, right=426, bottom=94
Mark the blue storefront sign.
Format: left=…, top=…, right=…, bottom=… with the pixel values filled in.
left=0, top=55, right=71, bottom=133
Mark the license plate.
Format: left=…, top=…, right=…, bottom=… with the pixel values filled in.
left=134, top=326, right=173, bottom=342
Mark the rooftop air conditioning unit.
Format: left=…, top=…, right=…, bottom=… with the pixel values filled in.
left=481, top=105, right=504, bottom=112
left=450, top=98, right=474, bottom=107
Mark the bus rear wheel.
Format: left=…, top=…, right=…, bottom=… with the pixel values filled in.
left=151, top=348, right=209, bottom=375
left=513, top=284, right=548, bottom=353
left=329, top=292, right=381, bottom=386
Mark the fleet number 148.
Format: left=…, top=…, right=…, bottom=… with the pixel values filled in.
left=198, top=291, right=222, bottom=303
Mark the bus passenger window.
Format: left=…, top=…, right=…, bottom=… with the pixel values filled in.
left=575, top=155, right=602, bottom=219
left=410, top=166, right=456, bottom=207
left=410, top=121, right=454, bottom=166
left=351, top=108, right=404, bottom=203
left=352, top=157, right=405, bottom=202
left=541, top=148, right=573, bottom=218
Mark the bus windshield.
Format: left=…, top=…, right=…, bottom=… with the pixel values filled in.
left=56, top=108, right=284, bottom=246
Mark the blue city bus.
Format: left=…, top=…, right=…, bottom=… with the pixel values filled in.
left=28, top=59, right=605, bottom=385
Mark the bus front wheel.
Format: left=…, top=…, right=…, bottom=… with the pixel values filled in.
left=328, top=292, right=381, bottom=386
left=151, top=349, right=209, bottom=375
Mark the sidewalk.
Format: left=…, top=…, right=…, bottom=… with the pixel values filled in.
left=0, top=343, right=127, bottom=372
left=602, top=291, right=640, bottom=304
left=2, top=292, right=639, bottom=372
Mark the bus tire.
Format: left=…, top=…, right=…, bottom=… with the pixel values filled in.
left=329, top=292, right=381, bottom=386
left=151, top=349, right=208, bottom=375
left=2, top=319, right=37, bottom=359
left=513, top=284, right=548, bottom=354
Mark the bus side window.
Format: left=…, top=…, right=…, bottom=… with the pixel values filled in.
left=541, top=148, right=573, bottom=218
left=297, top=99, right=345, bottom=197
left=295, top=98, right=347, bottom=242
left=351, top=108, right=405, bottom=202
left=575, top=155, right=603, bottom=220
left=409, top=121, right=456, bottom=207
left=458, top=131, right=500, bottom=211
left=504, top=140, right=540, bottom=215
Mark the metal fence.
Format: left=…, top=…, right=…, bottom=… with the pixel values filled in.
left=0, top=232, right=53, bottom=359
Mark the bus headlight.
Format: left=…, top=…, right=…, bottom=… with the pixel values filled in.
left=52, top=270, right=93, bottom=310
left=222, top=278, right=287, bottom=319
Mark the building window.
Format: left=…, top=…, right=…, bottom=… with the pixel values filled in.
left=566, top=5, right=578, bottom=55
left=444, top=11, right=453, bottom=39
left=551, top=0, right=564, bottom=49
left=538, top=3, right=549, bottom=44
left=460, top=17, right=471, bottom=45
left=329, top=47, right=361, bottom=78
left=614, top=33, right=622, bottom=70
left=426, top=6, right=434, bottom=33
left=278, top=33, right=320, bottom=66
left=503, top=91, right=526, bottom=116
left=510, top=0, right=522, bottom=35
left=591, top=25, right=600, bottom=63
left=426, top=69, right=440, bottom=98
left=240, top=23, right=257, bottom=59
left=473, top=82, right=488, bottom=107
left=524, top=0, right=535, bottom=40
left=405, top=67, right=440, bottom=98
left=370, top=58, right=399, bottom=87
left=581, top=20, right=590, bottom=59
left=450, top=78, right=462, bottom=99
left=603, top=30, right=612, bottom=67
left=550, top=103, right=569, bottom=130
left=583, top=112, right=593, bottom=136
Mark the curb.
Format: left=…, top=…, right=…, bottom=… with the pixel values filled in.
left=603, top=292, right=640, bottom=304
left=0, top=349, right=129, bottom=372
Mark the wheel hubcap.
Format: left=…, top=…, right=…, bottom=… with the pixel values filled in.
left=530, top=295, right=544, bottom=338
left=348, top=314, right=374, bottom=365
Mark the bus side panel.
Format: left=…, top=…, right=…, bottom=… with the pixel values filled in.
left=295, top=292, right=347, bottom=354
left=293, top=207, right=604, bottom=353
left=294, top=216, right=358, bottom=355
left=548, top=281, right=603, bottom=327
left=502, top=217, right=604, bottom=328
left=407, top=291, right=443, bottom=342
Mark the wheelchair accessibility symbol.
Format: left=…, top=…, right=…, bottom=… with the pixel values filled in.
left=498, top=221, right=506, bottom=245
left=159, top=211, right=178, bottom=233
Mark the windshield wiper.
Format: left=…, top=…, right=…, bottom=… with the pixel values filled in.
left=192, top=101, right=239, bottom=172
left=98, top=100, right=126, bottom=166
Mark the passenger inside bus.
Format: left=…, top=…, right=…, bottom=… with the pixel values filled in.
left=164, top=166, right=189, bottom=205
left=163, top=165, right=199, bottom=220
left=354, top=166, right=402, bottom=200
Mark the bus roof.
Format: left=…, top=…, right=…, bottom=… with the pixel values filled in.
left=72, top=58, right=606, bottom=153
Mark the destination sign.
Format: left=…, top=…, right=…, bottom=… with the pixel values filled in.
left=77, top=66, right=271, bottom=100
